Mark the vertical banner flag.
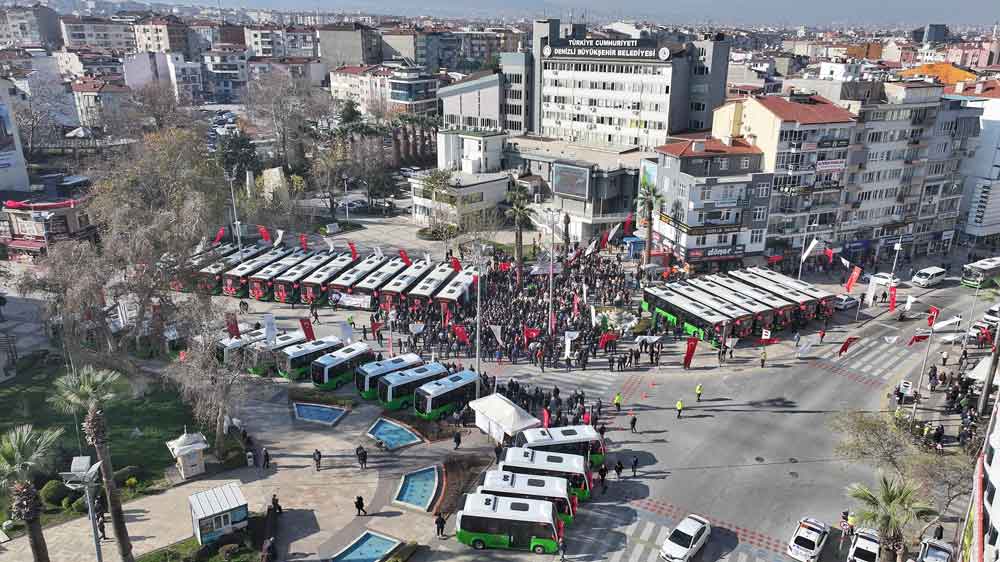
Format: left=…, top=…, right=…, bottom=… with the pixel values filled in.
left=824, top=247, right=834, bottom=264
left=224, top=312, right=240, bottom=338
left=840, top=256, right=851, bottom=269
left=607, top=222, right=621, bottom=244
left=299, top=234, right=308, bottom=251
left=257, top=225, right=271, bottom=243
left=348, top=241, right=358, bottom=260
left=399, top=249, right=412, bottom=266
left=934, top=315, right=961, bottom=331
left=865, top=279, right=879, bottom=308
left=542, top=407, right=551, bottom=428
left=323, top=236, right=335, bottom=252
left=905, top=295, right=915, bottom=312
left=585, top=238, right=598, bottom=256
left=423, top=252, right=432, bottom=266
left=599, top=229, right=611, bottom=249
left=450, top=257, right=462, bottom=272
left=573, top=293, right=580, bottom=316
left=339, top=321, right=353, bottom=343
left=838, top=336, right=860, bottom=356
left=374, top=246, right=384, bottom=259
left=272, top=229, right=284, bottom=248
left=441, top=301, right=450, bottom=328
left=797, top=339, right=813, bottom=357
left=928, top=305, right=940, bottom=327
left=889, top=286, right=897, bottom=312
left=212, top=226, right=226, bottom=245
left=683, top=337, right=699, bottom=369
left=624, top=212, right=634, bottom=236
left=489, top=324, right=504, bottom=345
left=264, top=313, right=276, bottom=346
left=845, top=266, right=862, bottom=292
left=801, top=238, right=818, bottom=263
left=299, top=317, right=316, bottom=341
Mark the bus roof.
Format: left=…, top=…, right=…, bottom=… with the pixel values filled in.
left=302, top=253, right=358, bottom=285
left=275, top=251, right=340, bottom=283
left=644, top=286, right=729, bottom=324
left=187, top=243, right=239, bottom=269
left=381, top=260, right=433, bottom=295
left=703, top=274, right=795, bottom=309
left=223, top=247, right=294, bottom=278
left=481, top=470, right=570, bottom=498
left=501, top=447, right=587, bottom=473
left=358, top=353, right=423, bottom=377
left=746, top=267, right=834, bottom=300
left=199, top=245, right=268, bottom=275
left=250, top=251, right=312, bottom=281
left=409, top=262, right=457, bottom=299
left=967, top=257, right=1000, bottom=271
left=436, top=266, right=478, bottom=303
left=248, top=330, right=306, bottom=352
left=218, top=329, right=267, bottom=349
left=381, top=362, right=448, bottom=386
left=330, top=254, right=388, bottom=289
left=415, top=369, right=478, bottom=398
left=460, top=493, right=554, bottom=524
left=685, top=277, right=771, bottom=314
left=278, top=335, right=343, bottom=359
left=518, top=425, right=601, bottom=446
left=667, top=281, right=754, bottom=320
left=314, top=342, right=373, bottom=366
left=727, top=270, right=813, bottom=305
left=354, top=257, right=409, bottom=292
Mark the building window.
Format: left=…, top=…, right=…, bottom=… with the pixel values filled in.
left=753, top=207, right=767, bottom=221
left=756, top=183, right=770, bottom=198
left=740, top=157, right=751, bottom=169
left=695, top=235, right=707, bottom=245
left=717, top=158, right=729, bottom=171
left=750, top=229, right=764, bottom=244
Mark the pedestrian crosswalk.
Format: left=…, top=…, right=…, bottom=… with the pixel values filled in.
left=807, top=338, right=925, bottom=387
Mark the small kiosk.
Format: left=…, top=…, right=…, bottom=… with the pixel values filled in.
left=189, top=483, right=249, bottom=545
left=165, top=429, right=209, bottom=480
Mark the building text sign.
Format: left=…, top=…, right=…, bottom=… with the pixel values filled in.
left=543, top=39, right=666, bottom=60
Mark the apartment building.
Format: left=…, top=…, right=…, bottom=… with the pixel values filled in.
left=133, top=16, right=190, bottom=57
left=329, top=64, right=392, bottom=115
left=948, top=80, right=1000, bottom=245
left=60, top=16, right=135, bottom=52
left=71, top=77, right=130, bottom=128
left=54, top=49, right=123, bottom=79
left=248, top=56, right=327, bottom=86
left=0, top=5, right=61, bottom=49
left=454, top=28, right=522, bottom=66
left=388, top=65, right=439, bottom=116
left=201, top=44, right=248, bottom=103
left=316, top=23, right=381, bottom=68
left=244, top=25, right=318, bottom=58
left=438, top=71, right=502, bottom=131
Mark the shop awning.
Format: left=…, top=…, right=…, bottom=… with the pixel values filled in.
left=6, top=239, right=46, bottom=252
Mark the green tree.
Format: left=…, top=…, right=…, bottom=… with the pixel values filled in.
left=218, top=130, right=261, bottom=181
left=422, top=168, right=454, bottom=240
left=338, top=98, right=361, bottom=125
left=637, top=178, right=662, bottom=266
left=505, top=184, right=537, bottom=284
left=848, top=475, right=937, bottom=562
left=50, top=366, right=135, bottom=562
left=0, top=425, right=64, bottom=562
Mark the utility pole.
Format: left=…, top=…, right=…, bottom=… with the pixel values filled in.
left=888, top=236, right=902, bottom=284
left=226, top=169, right=244, bottom=263
left=977, top=315, right=1000, bottom=417
left=474, top=244, right=483, bottom=389
left=547, top=209, right=556, bottom=338
left=962, top=284, right=981, bottom=350
left=912, top=323, right=935, bottom=419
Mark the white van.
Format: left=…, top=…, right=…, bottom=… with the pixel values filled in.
left=911, top=266, right=946, bottom=288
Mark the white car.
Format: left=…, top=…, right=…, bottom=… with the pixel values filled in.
left=786, top=518, right=828, bottom=562
left=897, top=380, right=917, bottom=402
left=848, top=529, right=880, bottom=562
left=834, top=294, right=860, bottom=310
left=659, top=514, right=711, bottom=562
left=865, top=272, right=901, bottom=287
left=914, top=538, right=953, bottom=562
left=983, top=303, right=1000, bottom=324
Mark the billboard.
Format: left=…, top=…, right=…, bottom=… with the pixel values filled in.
left=553, top=163, right=591, bottom=200
left=543, top=38, right=668, bottom=61
left=640, top=159, right=657, bottom=189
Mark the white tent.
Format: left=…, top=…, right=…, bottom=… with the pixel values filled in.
left=967, top=356, right=994, bottom=383
left=468, top=394, right=540, bottom=443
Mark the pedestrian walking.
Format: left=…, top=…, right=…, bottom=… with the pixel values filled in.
left=759, top=349, right=767, bottom=368
left=598, top=464, right=608, bottom=494
left=97, top=514, right=107, bottom=540
left=819, top=329, right=826, bottom=343
left=613, top=392, right=622, bottom=413
left=312, top=449, right=322, bottom=472
left=271, top=494, right=283, bottom=515
left=453, top=430, right=462, bottom=449
left=598, top=423, right=607, bottom=440
left=435, top=513, right=446, bottom=538
left=614, top=460, right=624, bottom=480
left=941, top=351, right=949, bottom=366
left=695, top=383, right=703, bottom=402
left=494, top=443, right=503, bottom=463
left=629, top=415, right=638, bottom=433
left=262, top=447, right=270, bottom=469
left=354, top=496, right=367, bottom=516
left=676, top=399, right=684, bottom=419
left=559, top=537, right=568, bottom=561
left=631, top=456, right=639, bottom=477
left=793, top=331, right=800, bottom=346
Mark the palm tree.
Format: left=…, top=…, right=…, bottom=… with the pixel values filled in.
left=848, top=475, right=937, bottom=562
left=50, top=366, right=135, bottom=562
left=505, top=184, right=536, bottom=284
left=0, top=425, right=64, bottom=562
left=637, top=178, right=662, bottom=266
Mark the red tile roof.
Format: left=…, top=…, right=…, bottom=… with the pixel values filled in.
left=754, top=94, right=855, bottom=124
left=655, top=137, right=761, bottom=158
left=332, top=64, right=378, bottom=75
left=944, top=79, right=1000, bottom=99
left=71, top=78, right=129, bottom=93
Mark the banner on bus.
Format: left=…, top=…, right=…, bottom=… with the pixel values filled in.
left=298, top=317, right=315, bottom=341
left=225, top=312, right=240, bottom=338
left=331, top=292, right=371, bottom=309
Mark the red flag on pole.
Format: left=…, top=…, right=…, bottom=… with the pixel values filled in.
left=838, top=336, right=860, bottom=356
left=399, top=249, right=412, bottom=266
left=299, top=318, right=316, bottom=341
left=599, top=229, right=610, bottom=249
left=212, top=226, right=226, bottom=245
left=845, top=266, right=862, bottom=292
left=928, top=306, right=940, bottom=327
left=224, top=312, right=240, bottom=338
left=889, top=286, right=897, bottom=312
left=524, top=327, right=541, bottom=342
left=450, top=257, right=462, bottom=272
left=299, top=234, right=308, bottom=251
left=348, top=242, right=358, bottom=260
left=542, top=408, right=551, bottom=428
left=441, top=301, right=450, bottom=328
left=823, top=247, right=834, bottom=264
left=257, top=225, right=271, bottom=243
left=599, top=331, right=618, bottom=350
left=683, top=337, right=699, bottom=369
left=624, top=212, right=634, bottom=236
left=908, top=333, right=929, bottom=346
left=453, top=325, right=469, bottom=344
left=499, top=261, right=512, bottom=272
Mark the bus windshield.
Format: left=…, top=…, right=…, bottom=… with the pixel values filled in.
left=311, top=363, right=325, bottom=385
left=416, top=390, right=432, bottom=413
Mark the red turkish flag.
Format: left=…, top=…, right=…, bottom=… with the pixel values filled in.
left=908, top=333, right=929, bottom=346
left=299, top=318, right=315, bottom=341
left=212, top=226, right=226, bottom=245
left=450, top=257, right=462, bottom=272
left=453, top=325, right=470, bottom=344
left=348, top=242, right=358, bottom=260
left=499, top=261, right=512, bottom=272
left=845, top=266, right=862, bottom=292
left=299, top=234, right=308, bottom=251
left=399, top=249, right=412, bottom=266
left=928, top=306, right=940, bottom=327
left=624, top=213, right=634, bottom=235
left=683, top=337, right=699, bottom=369
left=981, top=327, right=993, bottom=345
left=524, top=327, right=541, bottom=342
left=838, top=336, right=860, bottom=356
left=889, top=286, right=897, bottom=312
left=824, top=247, right=834, bottom=264
left=257, top=225, right=271, bottom=243
left=224, top=312, right=240, bottom=338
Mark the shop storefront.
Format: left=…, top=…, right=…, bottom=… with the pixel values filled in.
left=685, top=245, right=746, bottom=274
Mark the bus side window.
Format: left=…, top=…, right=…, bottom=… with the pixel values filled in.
left=533, top=522, right=555, bottom=540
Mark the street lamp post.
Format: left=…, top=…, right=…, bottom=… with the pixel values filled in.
left=225, top=169, right=244, bottom=262
left=60, top=456, right=103, bottom=562
left=545, top=209, right=557, bottom=338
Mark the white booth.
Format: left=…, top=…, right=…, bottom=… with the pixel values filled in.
left=468, top=393, right=540, bottom=443
left=166, top=429, right=210, bottom=480
left=189, top=483, right=249, bottom=545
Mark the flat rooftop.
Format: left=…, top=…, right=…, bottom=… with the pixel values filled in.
left=506, top=135, right=657, bottom=172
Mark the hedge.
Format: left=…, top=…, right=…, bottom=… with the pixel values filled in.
left=39, top=480, right=72, bottom=507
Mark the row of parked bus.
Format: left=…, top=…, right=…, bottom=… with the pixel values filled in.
left=455, top=427, right=608, bottom=554
left=168, top=241, right=478, bottom=312
left=643, top=267, right=836, bottom=343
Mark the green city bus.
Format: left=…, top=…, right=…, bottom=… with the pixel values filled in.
left=377, top=363, right=449, bottom=410
left=311, top=343, right=375, bottom=390
left=498, top=447, right=593, bottom=502
left=275, top=335, right=343, bottom=380
left=514, top=425, right=607, bottom=468
left=962, top=257, right=1000, bottom=288
left=354, top=353, right=424, bottom=400
left=246, top=331, right=306, bottom=376
left=414, top=369, right=479, bottom=421
left=478, top=469, right=577, bottom=525
left=215, top=329, right=267, bottom=366
left=456, top=493, right=563, bottom=554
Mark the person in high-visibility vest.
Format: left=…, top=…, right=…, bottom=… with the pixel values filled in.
left=676, top=400, right=684, bottom=419
left=695, top=384, right=703, bottom=402
left=613, top=392, right=623, bottom=413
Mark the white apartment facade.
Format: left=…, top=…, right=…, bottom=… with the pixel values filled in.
left=60, top=16, right=135, bottom=51
left=946, top=80, right=1000, bottom=245
left=243, top=25, right=318, bottom=58
left=329, top=64, right=392, bottom=115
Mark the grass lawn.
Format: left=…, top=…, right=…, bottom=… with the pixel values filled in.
left=137, top=524, right=261, bottom=562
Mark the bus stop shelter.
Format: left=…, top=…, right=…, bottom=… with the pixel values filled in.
left=469, top=394, right=540, bottom=444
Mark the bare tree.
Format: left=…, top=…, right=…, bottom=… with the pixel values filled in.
left=906, top=453, right=976, bottom=537
left=130, top=82, right=195, bottom=130
left=831, top=411, right=915, bottom=477
left=9, top=80, right=67, bottom=158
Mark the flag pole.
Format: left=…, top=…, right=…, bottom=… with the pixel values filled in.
left=912, top=320, right=935, bottom=419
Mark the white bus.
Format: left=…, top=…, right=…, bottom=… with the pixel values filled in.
left=414, top=369, right=480, bottom=421
left=215, top=328, right=267, bottom=365
left=962, top=257, right=1000, bottom=288
left=196, top=245, right=267, bottom=294
left=704, top=274, right=798, bottom=330
left=377, top=362, right=449, bottom=410
left=436, top=266, right=478, bottom=310
left=353, top=256, right=409, bottom=299
left=686, top=276, right=774, bottom=333
left=408, top=262, right=457, bottom=306
left=311, top=342, right=375, bottom=390
left=456, top=493, right=562, bottom=554
left=170, top=242, right=239, bottom=291
left=273, top=251, right=340, bottom=304
left=746, top=267, right=835, bottom=318
left=246, top=330, right=306, bottom=376
left=300, top=253, right=359, bottom=304
left=498, top=447, right=593, bottom=501
left=513, top=425, right=607, bottom=467
left=248, top=250, right=312, bottom=301
left=275, top=335, right=344, bottom=380
left=329, top=253, right=388, bottom=294
left=379, top=259, right=433, bottom=308
left=478, top=470, right=576, bottom=524
left=354, top=353, right=424, bottom=400
left=221, top=246, right=294, bottom=298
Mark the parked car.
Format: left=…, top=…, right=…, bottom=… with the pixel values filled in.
left=847, top=529, right=880, bottom=562
left=911, top=538, right=953, bottom=562
left=833, top=294, right=859, bottom=310
left=659, top=514, right=711, bottom=562
left=862, top=272, right=901, bottom=287
left=786, top=518, right=828, bottom=562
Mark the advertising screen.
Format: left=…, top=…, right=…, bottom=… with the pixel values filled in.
left=552, top=163, right=591, bottom=200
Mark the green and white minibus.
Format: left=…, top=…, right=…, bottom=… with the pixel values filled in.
left=275, top=335, right=343, bottom=380
left=196, top=245, right=267, bottom=294
left=478, top=470, right=576, bottom=524
left=215, top=329, right=267, bottom=366
left=377, top=362, right=449, bottom=410
left=962, top=257, right=1000, bottom=288
left=311, top=343, right=375, bottom=390
left=513, top=425, right=607, bottom=467
left=414, top=369, right=479, bottom=421
left=456, top=493, right=562, bottom=554
left=498, top=447, right=593, bottom=501
left=300, top=253, right=359, bottom=305
left=273, top=251, right=339, bottom=304
left=248, top=250, right=311, bottom=301
left=221, top=246, right=294, bottom=297
left=246, top=330, right=306, bottom=376
left=354, top=353, right=424, bottom=400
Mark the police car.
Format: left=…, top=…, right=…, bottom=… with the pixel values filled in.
left=848, top=529, right=880, bottom=562
left=786, top=517, right=829, bottom=562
